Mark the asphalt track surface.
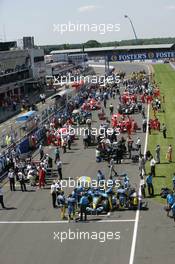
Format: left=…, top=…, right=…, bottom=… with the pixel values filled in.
left=0, top=63, right=174, bottom=264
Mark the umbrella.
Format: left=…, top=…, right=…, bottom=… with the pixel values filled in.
left=78, top=176, right=91, bottom=183
left=58, top=127, right=68, bottom=134
left=100, top=138, right=111, bottom=144
left=78, top=176, right=91, bottom=186
left=130, top=192, right=137, bottom=198
left=117, top=188, right=127, bottom=194
left=72, top=109, right=80, bottom=114
left=112, top=113, right=123, bottom=120
left=58, top=127, right=68, bottom=138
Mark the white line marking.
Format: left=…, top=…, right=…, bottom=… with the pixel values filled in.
left=97, top=219, right=135, bottom=223
left=129, top=99, right=150, bottom=263
left=0, top=221, right=68, bottom=224
left=0, top=219, right=135, bottom=224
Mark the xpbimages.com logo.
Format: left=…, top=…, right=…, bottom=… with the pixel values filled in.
left=58, top=126, right=121, bottom=140
left=53, top=74, right=121, bottom=87
left=53, top=229, right=121, bottom=243
left=53, top=21, right=120, bottom=35
left=59, top=178, right=121, bottom=191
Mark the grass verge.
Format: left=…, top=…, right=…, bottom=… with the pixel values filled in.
left=147, top=64, right=175, bottom=203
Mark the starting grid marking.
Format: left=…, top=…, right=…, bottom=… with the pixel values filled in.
left=0, top=219, right=136, bottom=224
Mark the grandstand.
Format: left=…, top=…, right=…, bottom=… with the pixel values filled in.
left=0, top=50, right=30, bottom=75
left=0, top=41, right=17, bottom=51
left=51, top=44, right=175, bottom=62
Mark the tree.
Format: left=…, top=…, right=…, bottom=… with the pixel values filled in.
left=84, top=40, right=101, bottom=48
left=63, top=43, right=70, bottom=50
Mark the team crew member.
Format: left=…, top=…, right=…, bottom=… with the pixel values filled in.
left=61, top=138, right=67, bottom=153
left=136, top=137, right=141, bottom=154
left=171, top=202, right=175, bottom=222
left=67, top=194, right=76, bottom=222
left=38, top=166, right=46, bottom=189
left=142, top=118, right=147, bottom=133
left=162, top=123, right=167, bottom=138
left=172, top=173, right=175, bottom=191
left=0, top=186, right=5, bottom=209
left=8, top=168, right=16, bottom=191
left=79, top=193, right=89, bottom=221
left=18, top=171, right=27, bottom=192
left=140, top=176, right=146, bottom=198
left=109, top=103, right=114, bottom=115
left=139, top=154, right=146, bottom=176
left=67, top=135, right=71, bottom=150
left=146, top=173, right=154, bottom=196
left=150, top=156, right=156, bottom=177
left=57, top=191, right=66, bottom=220
left=50, top=181, right=57, bottom=208
left=97, top=170, right=105, bottom=184
left=39, top=144, right=44, bottom=160
left=54, top=147, right=60, bottom=163
left=56, top=159, right=63, bottom=180
left=109, top=158, right=118, bottom=179
left=166, top=192, right=174, bottom=217
left=155, top=144, right=160, bottom=164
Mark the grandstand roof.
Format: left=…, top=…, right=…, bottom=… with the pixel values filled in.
left=50, top=44, right=175, bottom=55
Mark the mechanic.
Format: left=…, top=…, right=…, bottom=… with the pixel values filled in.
left=109, top=158, right=118, bottom=179
left=79, top=193, right=89, bottom=221
left=67, top=194, right=76, bottom=222
left=57, top=191, right=66, bottom=220
left=166, top=192, right=174, bottom=217
left=97, top=170, right=105, bottom=184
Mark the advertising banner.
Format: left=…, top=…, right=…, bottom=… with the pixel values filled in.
left=108, top=51, right=175, bottom=61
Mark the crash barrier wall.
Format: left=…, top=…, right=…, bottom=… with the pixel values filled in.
left=0, top=83, right=90, bottom=182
